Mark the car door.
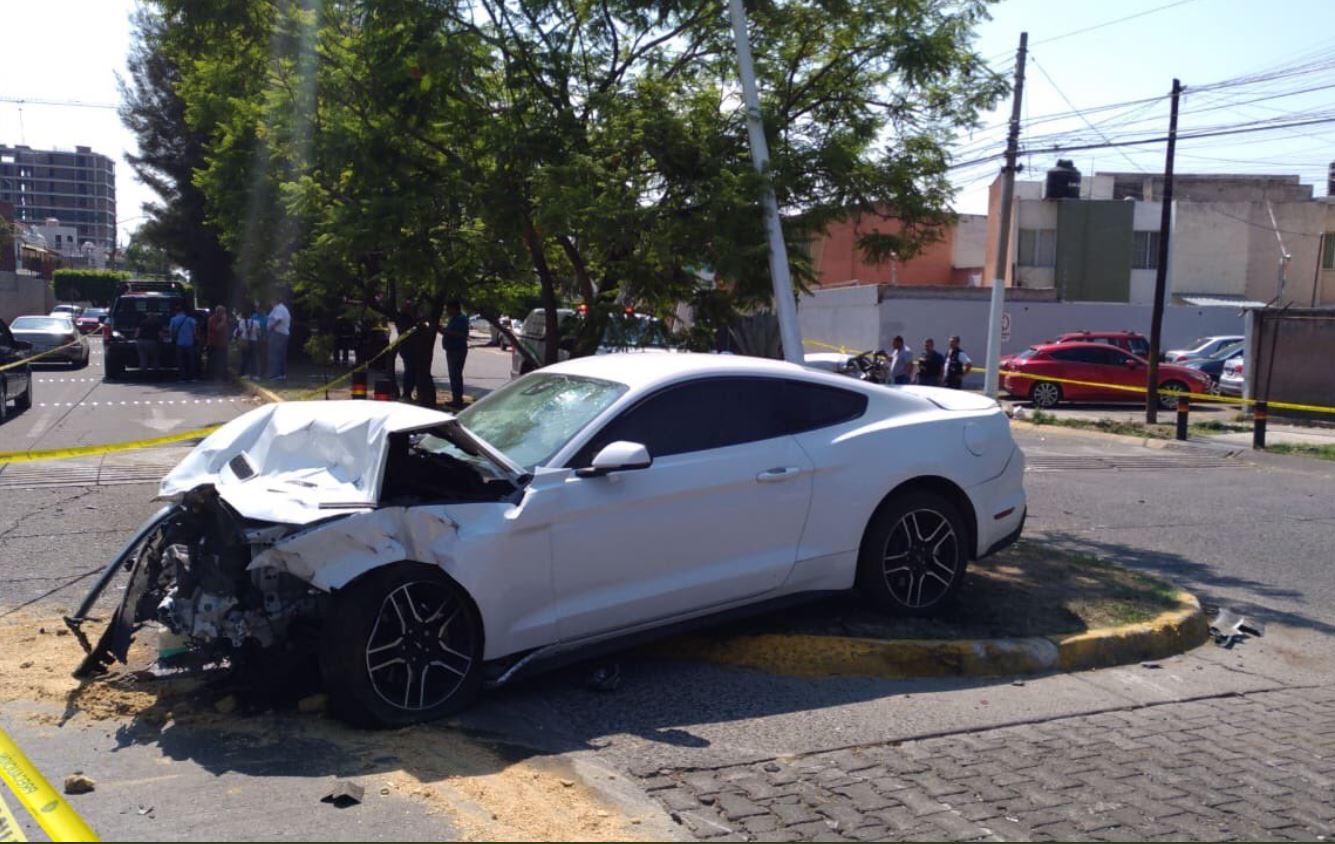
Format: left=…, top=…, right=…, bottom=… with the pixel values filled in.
left=0, top=319, right=30, bottom=405
left=1046, top=347, right=1098, bottom=401
left=548, top=377, right=815, bottom=641
left=1089, top=347, right=1143, bottom=400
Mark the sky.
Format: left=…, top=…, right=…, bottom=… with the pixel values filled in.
left=2, top=0, right=1332, bottom=246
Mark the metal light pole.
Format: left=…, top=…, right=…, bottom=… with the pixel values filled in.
left=727, top=0, right=804, bottom=364
left=983, top=33, right=1028, bottom=398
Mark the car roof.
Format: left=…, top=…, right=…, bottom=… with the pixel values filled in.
left=1032, top=341, right=1136, bottom=353
left=1055, top=330, right=1144, bottom=338
left=543, top=351, right=879, bottom=393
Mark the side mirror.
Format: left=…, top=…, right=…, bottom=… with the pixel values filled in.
left=576, top=441, right=653, bottom=478
left=1125, top=358, right=1139, bottom=367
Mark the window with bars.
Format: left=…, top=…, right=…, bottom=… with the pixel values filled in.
left=1132, top=231, right=1160, bottom=270
left=1323, top=233, right=1335, bottom=270
left=1017, top=228, right=1056, bottom=267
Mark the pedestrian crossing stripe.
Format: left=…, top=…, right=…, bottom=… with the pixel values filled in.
left=33, top=397, right=262, bottom=408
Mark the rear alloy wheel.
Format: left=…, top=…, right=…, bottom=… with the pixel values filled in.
left=320, top=563, right=483, bottom=726
left=1159, top=380, right=1188, bottom=410
left=1030, top=380, right=1061, bottom=409
left=857, top=490, right=969, bottom=616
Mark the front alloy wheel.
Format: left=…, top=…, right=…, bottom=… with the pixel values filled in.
left=364, top=581, right=476, bottom=713
left=321, top=563, right=483, bottom=726
left=1030, top=381, right=1061, bottom=409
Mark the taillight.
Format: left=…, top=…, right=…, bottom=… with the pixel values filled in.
left=102, top=323, right=112, bottom=342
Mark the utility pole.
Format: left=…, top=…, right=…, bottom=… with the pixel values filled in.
left=727, top=0, right=803, bottom=364
left=983, top=32, right=1027, bottom=399
left=1145, top=78, right=1182, bottom=423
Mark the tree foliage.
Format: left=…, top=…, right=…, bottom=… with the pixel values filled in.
left=142, top=0, right=1004, bottom=361
left=120, top=4, right=238, bottom=307
left=52, top=269, right=131, bottom=306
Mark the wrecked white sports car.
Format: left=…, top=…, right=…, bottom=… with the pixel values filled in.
left=70, top=353, right=1026, bottom=725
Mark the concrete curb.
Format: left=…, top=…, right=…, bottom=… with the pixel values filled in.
left=657, top=591, right=1209, bottom=681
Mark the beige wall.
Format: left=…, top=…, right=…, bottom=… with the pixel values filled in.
left=0, top=271, right=55, bottom=323
left=951, top=214, right=987, bottom=269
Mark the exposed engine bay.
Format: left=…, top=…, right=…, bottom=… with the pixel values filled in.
left=68, top=428, right=518, bottom=678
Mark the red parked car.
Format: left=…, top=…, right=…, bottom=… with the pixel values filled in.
left=1052, top=330, right=1150, bottom=358
left=74, top=307, right=109, bottom=334
left=1001, top=342, right=1213, bottom=409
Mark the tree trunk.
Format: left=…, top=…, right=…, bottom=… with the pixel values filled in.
left=520, top=215, right=563, bottom=366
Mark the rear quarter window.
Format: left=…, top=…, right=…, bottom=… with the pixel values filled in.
left=783, top=381, right=868, bottom=433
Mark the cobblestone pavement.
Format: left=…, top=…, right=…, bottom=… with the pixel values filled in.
left=642, top=687, right=1335, bottom=842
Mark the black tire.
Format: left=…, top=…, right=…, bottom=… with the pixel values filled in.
left=856, top=489, right=970, bottom=617
left=319, top=562, right=484, bottom=727
left=105, top=351, right=125, bottom=381
left=1159, top=380, right=1188, bottom=410
left=1029, top=380, right=1062, bottom=409
left=15, top=374, right=31, bottom=411
left=0, top=379, right=7, bottom=423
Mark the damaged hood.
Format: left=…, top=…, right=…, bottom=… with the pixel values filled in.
left=160, top=401, right=456, bottom=524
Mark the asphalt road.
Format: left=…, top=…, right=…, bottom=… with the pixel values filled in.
left=0, top=343, right=259, bottom=453
left=3, top=365, right=1335, bottom=841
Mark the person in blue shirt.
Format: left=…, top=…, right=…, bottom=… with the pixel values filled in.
left=167, top=303, right=197, bottom=381
left=441, top=300, right=470, bottom=408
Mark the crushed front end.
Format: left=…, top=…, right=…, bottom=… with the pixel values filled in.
left=67, top=485, right=321, bottom=677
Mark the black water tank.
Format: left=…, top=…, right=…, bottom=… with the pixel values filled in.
left=1045, top=159, right=1081, bottom=200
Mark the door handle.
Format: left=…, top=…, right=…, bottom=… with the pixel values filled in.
left=756, top=466, right=802, bottom=483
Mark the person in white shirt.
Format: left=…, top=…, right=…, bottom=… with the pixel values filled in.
left=888, top=335, right=915, bottom=384
left=266, top=298, right=292, bottom=380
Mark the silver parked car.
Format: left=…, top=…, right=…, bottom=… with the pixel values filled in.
left=9, top=315, right=90, bottom=367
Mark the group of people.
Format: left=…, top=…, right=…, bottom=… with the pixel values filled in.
left=395, top=299, right=472, bottom=409
left=132, top=299, right=291, bottom=382
left=885, top=335, right=973, bottom=388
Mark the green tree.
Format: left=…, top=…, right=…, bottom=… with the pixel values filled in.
left=162, top=0, right=1004, bottom=367
left=120, top=4, right=238, bottom=306
left=122, top=230, right=174, bottom=277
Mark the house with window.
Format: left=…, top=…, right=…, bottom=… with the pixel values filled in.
left=984, top=166, right=1335, bottom=306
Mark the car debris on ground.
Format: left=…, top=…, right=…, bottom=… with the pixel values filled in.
left=320, top=781, right=364, bottom=808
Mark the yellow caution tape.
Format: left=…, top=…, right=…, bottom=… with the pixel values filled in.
left=803, top=338, right=1335, bottom=416
left=0, top=426, right=221, bottom=465
left=292, top=326, right=418, bottom=401
left=0, top=727, right=98, bottom=843
left=0, top=788, right=27, bottom=843
left=0, top=338, right=83, bottom=373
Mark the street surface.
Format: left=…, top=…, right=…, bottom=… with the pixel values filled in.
left=2, top=348, right=1334, bottom=841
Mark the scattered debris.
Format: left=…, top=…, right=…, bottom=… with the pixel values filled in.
left=380, top=786, right=390, bottom=796
left=213, top=694, right=239, bottom=715
left=137, top=805, right=155, bottom=817
left=586, top=663, right=622, bottom=692
left=1011, top=679, right=1026, bottom=686
left=1011, top=406, right=1028, bottom=421
left=18, top=662, right=31, bottom=669
left=63, top=774, right=96, bottom=795
left=559, top=779, right=575, bottom=788
left=763, top=763, right=781, bottom=773
left=321, top=781, right=365, bottom=808
left=1209, top=608, right=1265, bottom=649
left=1141, top=661, right=1162, bottom=669
left=297, top=693, right=328, bottom=714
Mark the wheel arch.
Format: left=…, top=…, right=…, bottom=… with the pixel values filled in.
left=862, top=475, right=979, bottom=562
left=331, top=558, right=487, bottom=655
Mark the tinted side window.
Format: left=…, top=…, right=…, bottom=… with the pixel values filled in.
left=783, top=381, right=868, bottom=433
left=570, top=378, right=788, bottom=466
left=1049, top=348, right=1088, bottom=363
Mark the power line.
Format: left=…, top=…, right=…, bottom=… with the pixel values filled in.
left=1030, top=0, right=1206, bottom=47
left=0, top=96, right=118, bottom=110
left=1030, top=55, right=1144, bottom=171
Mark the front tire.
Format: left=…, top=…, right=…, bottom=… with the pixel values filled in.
left=319, top=563, right=484, bottom=727
left=856, top=490, right=969, bottom=617
left=1159, top=380, right=1188, bottom=410
left=1030, top=380, right=1062, bottom=409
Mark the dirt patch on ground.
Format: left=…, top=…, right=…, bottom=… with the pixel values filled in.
left=0, top=614, right=187, bottom=724
left=691, top=539, right=1183, bottom=642
left=0, top=610, right=648, bottom=841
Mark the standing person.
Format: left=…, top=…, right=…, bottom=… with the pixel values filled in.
left=234, top=309, right=254, bottom=377
left=167, top=303, right=197, bottom=382
left=441, top=299, right=470, bottom=409
left=411, top=311, right=439, bottom=409
left=944, top=335, right=973, bottom=389
left=915, top=337, right=945, bottom=387
left=394, top=299, right=417, bottom=401
left=888, top=335, right=914, bottom=385
left=135, top=310, right=165, bottom=373
left=266, top=295, right=291, bottom=381
left=207, top=306, right=230, bottom=380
